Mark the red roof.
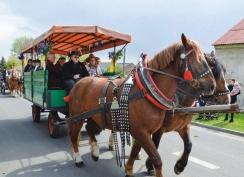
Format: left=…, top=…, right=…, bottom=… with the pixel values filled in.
left=22, top=25, right=131, bottom=55
left=213, top=19, right=244, bottom=46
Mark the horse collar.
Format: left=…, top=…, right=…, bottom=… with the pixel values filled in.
left=134, top=55, right=176, bottom=110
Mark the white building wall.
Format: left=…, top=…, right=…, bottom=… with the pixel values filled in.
left=215, top=45, right=244, bottom=106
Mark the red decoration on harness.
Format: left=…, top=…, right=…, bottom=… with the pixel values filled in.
left=183, top=69, right=193, bottom=81
left=64, top=95, right=71, bottom=102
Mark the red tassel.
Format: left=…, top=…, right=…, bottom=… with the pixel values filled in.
left=184, top=70, right=193, bottom=81
left=64, top=95, right=71, bottom=102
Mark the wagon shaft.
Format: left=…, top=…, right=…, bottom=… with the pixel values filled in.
left=169, top=103, right=241, bottom=114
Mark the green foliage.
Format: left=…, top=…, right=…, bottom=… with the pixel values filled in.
left=193, top=113, right=244, bottom=132
left=0, top=56, right=7, bottom=69
left=6, top=54, right=21, bottom=69
left=113, top=49, right=123, bottom=61
left=11, top=36, right=33, bottom=55
left=79, top=54, right=89, bottom=62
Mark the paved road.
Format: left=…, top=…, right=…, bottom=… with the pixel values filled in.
left=0, top=94, right=244, bottom=177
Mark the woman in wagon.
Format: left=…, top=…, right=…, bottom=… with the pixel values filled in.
left=85, top=53, right=103, bottom=77
left=55, top=56, right=66, bottom=73
left=62, top=50, right=89, bottom=94
left=46, top=54, right=60, bottom=88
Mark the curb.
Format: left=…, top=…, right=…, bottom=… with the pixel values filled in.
left=191, top=122, right=244, bottom=137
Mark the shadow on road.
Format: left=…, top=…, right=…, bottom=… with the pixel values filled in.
left=5, top=150, right=149, bottom=177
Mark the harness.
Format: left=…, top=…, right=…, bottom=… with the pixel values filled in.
left=63, top=49, right=217, bottom=166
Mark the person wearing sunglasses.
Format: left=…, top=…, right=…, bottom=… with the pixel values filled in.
left=62, top=51, right=89, bottom=94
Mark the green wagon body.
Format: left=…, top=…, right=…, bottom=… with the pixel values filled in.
left=24, top=70, right=66, bottom=112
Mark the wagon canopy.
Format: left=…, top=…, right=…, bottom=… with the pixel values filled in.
left=22, top=25, right=132, bottom=55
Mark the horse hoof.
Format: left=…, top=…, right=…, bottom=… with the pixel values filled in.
left=91, top=154, right=99, bottom=162
left=75, top=161, right=84, bottom=168
left=147, top=169, right=155, bottom=176
left=146, top=159, right=154, bottom=174
left=174, top=161, right=185, bottom=175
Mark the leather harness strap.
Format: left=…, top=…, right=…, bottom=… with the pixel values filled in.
left=99, top=80, right=117, bottom=129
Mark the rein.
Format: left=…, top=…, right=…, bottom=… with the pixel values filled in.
left=143, top=67, right=185, bottom=82
left=202, top=90, right=230, bottom=99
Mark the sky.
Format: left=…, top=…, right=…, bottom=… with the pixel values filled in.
left=0, top=0, right=244, bottom=63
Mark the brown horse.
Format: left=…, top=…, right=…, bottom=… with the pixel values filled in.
left=67, top=34, right=216, bottom=177
left=144, top=55, right=230, bottom=175
left=7, top=70, right=22, bottom=97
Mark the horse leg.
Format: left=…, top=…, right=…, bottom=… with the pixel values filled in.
left=174, top=125, right=192, bottom=175
left=85, top=119, right=102, bottom=161
left=146, top=129, right=163, bottom=175
left=125, top=140, right=142, bottom=177
left=68, top=122, right=84, bottom=168
left=125, top=133, right=163, bottom=177
left=108, top=131, right=114, bottom=151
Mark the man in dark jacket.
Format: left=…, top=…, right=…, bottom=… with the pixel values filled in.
left=62, top=51, right=89, bottom=93
left=24, top=59, right=33, bottom=72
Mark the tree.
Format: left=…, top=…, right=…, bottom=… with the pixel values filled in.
left=11, top=36, right=33, bottom=55
left=6, top=54, right=21, bottom=69
left=0, top=56, right=7, bottom=69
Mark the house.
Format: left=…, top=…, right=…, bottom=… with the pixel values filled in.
left=213, top=19, right=244, bottom=106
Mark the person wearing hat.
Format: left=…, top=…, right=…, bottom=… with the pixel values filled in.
left=85, top=53, right=103, bottom=77
left=24, top=59, right=33, bottom=72
left=62, top=51, right=89, bottom=93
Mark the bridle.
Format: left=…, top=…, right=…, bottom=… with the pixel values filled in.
left=143, top=45, right=212, bottom=83
left=179, top=46, right=212, bottom=81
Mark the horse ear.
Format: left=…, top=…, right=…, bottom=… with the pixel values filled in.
left=181, top=33, right=189, bottom=49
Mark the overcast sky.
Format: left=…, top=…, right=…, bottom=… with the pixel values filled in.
left=0, top=0, right=244, bottom=62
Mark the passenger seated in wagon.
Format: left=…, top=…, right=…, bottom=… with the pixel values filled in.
left=46, top=54, right=61, bottom=88
left=33, top=59, right=43, bottom=71
left=24, top=59, right=33, bottom=72
left=55, top=56, right=66, bottom=73
left=85, top=53, right=103, bottom=77
left=62, top=51, right=89, bottom=93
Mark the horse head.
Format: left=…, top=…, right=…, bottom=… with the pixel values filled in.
left=147, top=34, right=216, bottom=99
left=202, top=54, right=230, bottom=104
left=179, top=34, right=216, bottom=95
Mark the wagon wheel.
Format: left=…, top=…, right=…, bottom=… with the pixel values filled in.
left=48, top=112, right=60, bottom=138
left=32, top=105, right=41, bottom=123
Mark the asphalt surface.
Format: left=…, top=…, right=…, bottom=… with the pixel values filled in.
left=0, top=94, right=244, bottom=177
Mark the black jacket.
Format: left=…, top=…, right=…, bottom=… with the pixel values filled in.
left=62, top=60, right=89, bottom=80
left=46, top=60, right=60, bottom=87
left=24, top=64, right=33, bottom=72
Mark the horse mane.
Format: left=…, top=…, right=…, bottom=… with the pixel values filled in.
left=205, top=54, right=226, bottom=80
left=148, top=40, right=202, bottom=70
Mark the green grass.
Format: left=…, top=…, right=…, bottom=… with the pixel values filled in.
left=193, top=113, right=244, bottom=132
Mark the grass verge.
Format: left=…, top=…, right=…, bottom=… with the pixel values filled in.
left=192, top=113, right=244, bottom=132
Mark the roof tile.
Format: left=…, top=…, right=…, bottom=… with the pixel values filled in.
left=213, top=19, right=244, bottom=45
